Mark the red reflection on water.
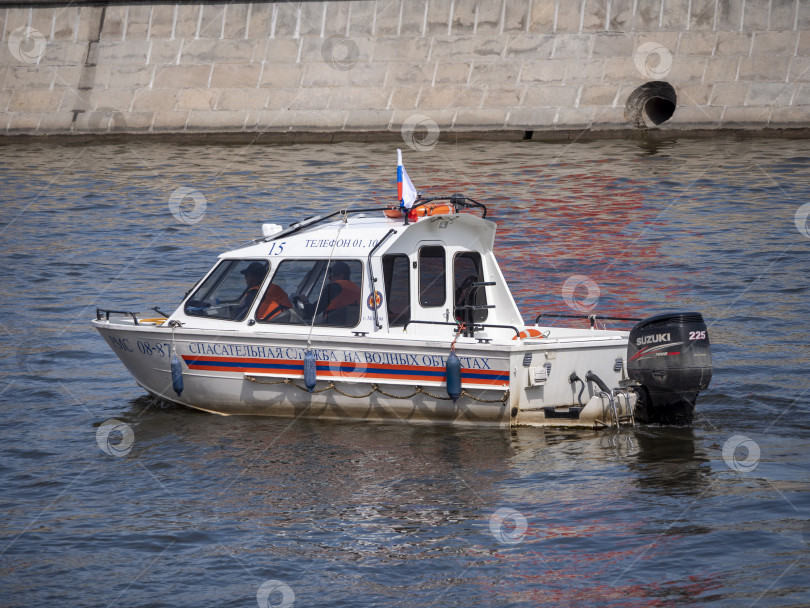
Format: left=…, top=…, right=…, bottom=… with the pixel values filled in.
left=482, top=520, right=723, bottom=607
left=483, top=575, right=723, bottom=608
left=368, top=164, right=685, bottom=325
left=421, top=170, right=683, bottom=325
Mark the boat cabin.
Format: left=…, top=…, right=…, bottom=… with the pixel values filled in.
left=173, top=210, right=524, bottom=341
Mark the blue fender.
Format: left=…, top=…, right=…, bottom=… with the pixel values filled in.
left=446, top=351, right=461, bottom=402
left=171, top=352, right=184, bottom=397
left=304, top=350, right=317, bottom=393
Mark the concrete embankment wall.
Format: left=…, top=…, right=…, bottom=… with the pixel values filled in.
left=1, top=0, right=809, bottom=141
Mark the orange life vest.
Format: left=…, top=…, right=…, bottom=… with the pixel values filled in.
left=257, top=284, right=293, bottom=320
left=326, top=280, right=360, bottom=312
left=241, top=285, right=260, bottom=305
left=234, top=285, right=260, bottom=319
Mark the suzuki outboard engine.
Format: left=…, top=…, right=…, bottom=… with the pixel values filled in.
left=627, top=312, right=712, bottom=425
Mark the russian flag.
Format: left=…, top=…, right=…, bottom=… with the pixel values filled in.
left=397, top=149, right=418, bottom=209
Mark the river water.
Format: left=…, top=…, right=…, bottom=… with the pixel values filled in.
left=1, top=137, right=809, bottom=607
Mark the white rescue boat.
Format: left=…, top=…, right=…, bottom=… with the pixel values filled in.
left=93, top=161, right=712, bottom=429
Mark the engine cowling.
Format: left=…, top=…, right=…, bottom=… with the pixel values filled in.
left=627, top=312, right=712, bottom=425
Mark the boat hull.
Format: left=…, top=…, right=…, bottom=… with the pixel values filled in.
left=93, top=320, right=636, bottom=428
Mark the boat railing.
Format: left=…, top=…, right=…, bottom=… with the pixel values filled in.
left=406, top=194, right=487, bottom=220
left=251, top=195, right=487, bottom=245
left=96, top=308, right=141, bottom=325
left=367, top=228, right=398, bottom=330
left=402, top=319, right=521, bottom=340
left=257, top=207, right=392, bottom=243
left=533, top=312, right=642, bottom=330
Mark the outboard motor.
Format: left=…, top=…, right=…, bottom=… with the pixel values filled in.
left=627, top=312, right=712, bottom=425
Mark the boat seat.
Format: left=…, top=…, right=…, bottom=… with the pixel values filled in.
left=341, top=304, right=360, bottom=327
left=313, top=304, right=360, bottom=327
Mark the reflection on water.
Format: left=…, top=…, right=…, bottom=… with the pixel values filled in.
left=1, top=138, right=809, bottom=607
left=630, top=428, right=711, bottom=497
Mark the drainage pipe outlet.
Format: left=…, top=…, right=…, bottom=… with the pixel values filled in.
left=624, top=81, right=677, bottom=128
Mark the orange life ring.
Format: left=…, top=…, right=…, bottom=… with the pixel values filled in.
left=512, top=328, right=545, bottom=340
left=427, top=203, right=454, bottom=216
left=383, top=207, right=402, bottom=218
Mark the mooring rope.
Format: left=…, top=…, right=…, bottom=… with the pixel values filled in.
left=306, top=209, right=348, bottom=350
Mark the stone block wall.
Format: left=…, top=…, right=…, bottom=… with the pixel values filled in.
left=0, top=0, right=809, bottom=139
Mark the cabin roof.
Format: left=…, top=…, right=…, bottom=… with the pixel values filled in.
left=221, top=212, right=496, bottom=259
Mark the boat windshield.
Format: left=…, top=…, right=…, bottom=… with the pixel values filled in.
left=184, top=259, right=269, bottom=321
left=257, top=259, right=363, bottom=328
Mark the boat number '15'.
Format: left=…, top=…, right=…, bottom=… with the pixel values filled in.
left=689, top=330, right=706, bottom=340
left=268, top=241, right=286, bottom=255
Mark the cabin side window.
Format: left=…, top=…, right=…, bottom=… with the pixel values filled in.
left=454, top=251, right=488, bottom=323
left=418, top=246, right=446, bottom=307
left=382, top=254, right=411, bottom=327
left=257, top=259, right=363, bottom=327
left=184, top=260, right=269, bottom=321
